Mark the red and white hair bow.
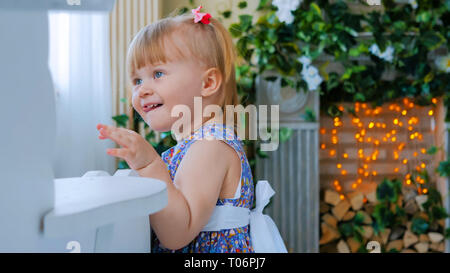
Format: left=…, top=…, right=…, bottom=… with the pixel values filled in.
left=191, top=5, right=211, bottom=24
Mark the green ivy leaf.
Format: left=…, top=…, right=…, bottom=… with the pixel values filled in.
left=239, top=15, right=253, bottom=32
left=238, top=1, right=247, bottom=9
left=353, top=65, right=367, bottom=73
left=353, top=225, right=365, bottom=241
left=221, top=10, right=232, bottom=18
left=178, top=7, right=189, bottom=15
left=279, top=127, right=293, bottom=143
left=415, top=11, right=432, bottom=23
left=310, top=3, right=322, bottom=19
left=256, top=0, right=271, bottom=11
left=343, top=81, right=356, bottom=94
left=420, top=31, right=446, bottom=51
left=312, top=22, right=326, bottom=32
left=160, top=131, right=171, bottom=139
left=376, top=178, right=401, bottom=203
left=354, top=93, right=366, bottom=102
left=301, top=107, right=316, bottom=122
left=341, top=68, right=353, bottom=80
left=112, top=114, right=129, bottom=128
left=426, top=146, right=438, bottom=155
left=118, top=160, right=129, bottom=169
left=237, top=37, right=251, bottom=60
left=349, top=47, right=360, bottom=57
left=357, top=243, right=368, bottom=253
left=256, top=147, right=269, bottom=158
left=445, top=228, right=450, bottom=239
left=296, top=31, right=311, bottom=42
left=267, top=28, right=278, bottom=44
left=431, top=206, right=448, bottom=221
left=337, top=41, right=347, bottom=52
left=393, top=21, right=406, bottom=32
left=411, top=217, right=429, bottom=235
left=326, top=73, right=339, bottom=91
left=424, top=72, right=434, bottom=83
left=281, top=42, right=300, bottom=54
left=327, top=104, right=342, bottom=117
left=338, top=222, right=354, bottom=237
left=372, top=204, right=395, bottom=229
left=436, top=160, right=450, bottom=177
left=353, top=212, right=365, bottom=226
left=422, top=83, right=430, bottom=96
left=249, top=158, right=256, bottom=168
left=264, top=76, right=278, bottom=82
left=145, top=130, right=155, bottom=142
left=229, top=23, right=242, bottom=38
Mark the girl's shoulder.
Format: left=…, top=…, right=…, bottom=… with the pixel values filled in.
left=193, top=123, right=245, bottom=157
left=174, top=122, right=243, bottom=153
left=198, top=123, right=240, bottom=140
left=161, top=123, right=245, bottom=174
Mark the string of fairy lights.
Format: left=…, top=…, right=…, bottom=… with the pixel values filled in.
left=320, top=98, right=437, bottom=200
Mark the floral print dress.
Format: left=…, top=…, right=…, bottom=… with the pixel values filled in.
left=151, top=122, right=255, bottom=253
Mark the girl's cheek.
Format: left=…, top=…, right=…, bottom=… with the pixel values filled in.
left=132, top=88, right=138, bottom=97
left=131, top=95, right=140, bottom=111
left=132, top=91, right=139, bottom=102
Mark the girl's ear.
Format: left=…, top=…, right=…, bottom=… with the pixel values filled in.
left=200, top=67, right=222, bottom=98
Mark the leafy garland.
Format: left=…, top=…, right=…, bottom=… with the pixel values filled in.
left=225, top=0, right=449, bottom=121
left=113, top=0, right=449, bottom=171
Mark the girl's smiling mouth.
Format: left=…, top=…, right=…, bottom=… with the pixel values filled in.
left=143, top=103, right=163, bottom=112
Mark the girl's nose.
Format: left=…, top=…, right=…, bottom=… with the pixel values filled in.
left=139, top=87, right=154, bottom=97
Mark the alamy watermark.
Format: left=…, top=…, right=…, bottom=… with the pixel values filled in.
left=66, top=240, right=81, bottom=253
left=169, top=97, right=280, bottom=152
left=366, top=241, right=381, bottom=253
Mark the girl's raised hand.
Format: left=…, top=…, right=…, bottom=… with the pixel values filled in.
left=96, top=123, right=159, bottom=171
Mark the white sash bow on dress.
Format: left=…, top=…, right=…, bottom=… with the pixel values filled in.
left=201, top=180, right=288, bottom=253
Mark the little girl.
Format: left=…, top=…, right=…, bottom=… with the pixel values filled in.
left=98, top=6, right=287, bottom=254
left=97, top=6, right=255, bottom=253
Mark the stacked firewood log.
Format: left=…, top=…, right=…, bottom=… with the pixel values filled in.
left=319, top=187, right=446, bottom=253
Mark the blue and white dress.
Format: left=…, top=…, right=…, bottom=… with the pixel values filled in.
left=151, top=122, right=255, bottom=253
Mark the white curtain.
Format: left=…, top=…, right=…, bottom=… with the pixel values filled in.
left=48, top=11, right=116, bottom=178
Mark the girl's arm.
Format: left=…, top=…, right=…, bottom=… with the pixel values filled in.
left=137, top=139, right=234, bottom=250
left=96, top=123, right=234, bottom=250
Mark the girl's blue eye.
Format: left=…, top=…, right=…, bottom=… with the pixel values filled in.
left=154, top=71, right=164, bottom=79
left=135, top=79, right=142, bottom=85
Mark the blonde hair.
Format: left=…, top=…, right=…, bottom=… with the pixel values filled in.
left=126, top=9, right=240, bottom=129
